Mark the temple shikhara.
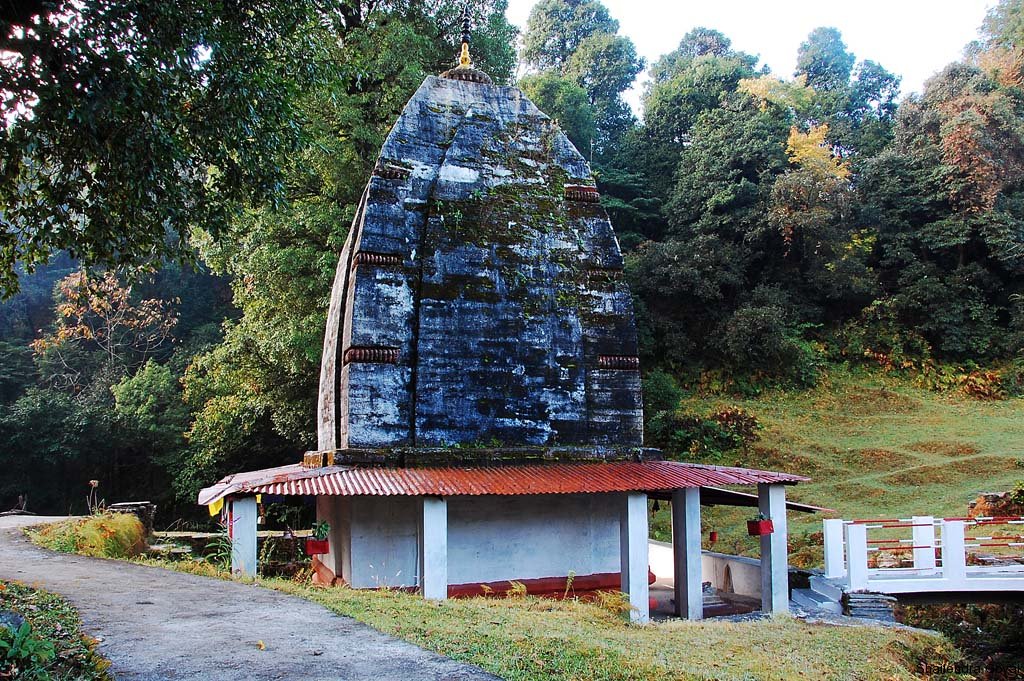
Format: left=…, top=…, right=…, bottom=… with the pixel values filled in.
left=199, top=26, right=809, bottom=622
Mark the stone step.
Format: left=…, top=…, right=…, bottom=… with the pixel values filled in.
left=809, top=575, right=844, bottom=601
left=792, top=588, right=842, bottom=614
left=842, top=592, right=897, bottom=622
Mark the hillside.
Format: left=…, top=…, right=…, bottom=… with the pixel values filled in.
left=650, top=370, right=1024, bottom=562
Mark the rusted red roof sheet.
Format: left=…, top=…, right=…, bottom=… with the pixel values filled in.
left=198, top=461, right=808, bottom=506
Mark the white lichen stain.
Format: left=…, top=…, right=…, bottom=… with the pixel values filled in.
left=438, top=165, right=480, bottom=184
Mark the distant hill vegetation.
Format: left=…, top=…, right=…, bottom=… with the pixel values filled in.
left=1, top=0, right=1023, bottom=521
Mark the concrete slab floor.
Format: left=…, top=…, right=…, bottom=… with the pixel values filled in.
left=650, top=580, right=761, bottom=621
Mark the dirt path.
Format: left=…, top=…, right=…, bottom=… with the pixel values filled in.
left=0, top=516, right=499, bottom=681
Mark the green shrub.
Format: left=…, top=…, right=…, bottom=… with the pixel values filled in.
left=0, top=581, right=111, bottom=680
left=898, top=603, right=1024, bottom=679
left=641, top=369, right=683, bottom=420
left=717, top=298, right=823, bottom=388
left=1012, top=481, right=1024, bottom=508
left=1001, top=358, right=1024, bottom=398
left=31, top=513, right=146, bottom=559
left=914, top=361, right=1008, bottom=400
left=0, top=621, right=56, bottom=681
left=647, top=406, right=761, bottom=461
left=827, top=301, right=933, bottom=372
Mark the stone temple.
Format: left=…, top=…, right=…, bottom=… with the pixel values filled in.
left=200, top=36, right=808, bottom=623
left=316, top=74, right=642, bottom=453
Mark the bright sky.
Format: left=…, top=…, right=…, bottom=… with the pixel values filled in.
left=505, top=0, right=994, bottom=113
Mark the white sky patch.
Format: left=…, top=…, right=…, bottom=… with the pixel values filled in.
left=506, top=0, right=993, bottom=116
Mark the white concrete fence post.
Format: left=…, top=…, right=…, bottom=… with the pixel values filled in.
left=941, top=520, right=967, bottom=584
left=420, top=496, right=448, bottom=600
left=844, top=522, right=869, bottom=591
left=229, top=496, right=258, bottom=578
left=912, top=516, right=936, bottom=572
left=620, top=492, right=650, bottom=623
left=757, top=483, right=789, bottom=614
left=822, top=519, right=846, bottom=579
left=672, top=487, right=703, bottom=620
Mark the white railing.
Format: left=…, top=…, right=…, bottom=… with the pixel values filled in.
left=823, top=516, right=1024, bottom=594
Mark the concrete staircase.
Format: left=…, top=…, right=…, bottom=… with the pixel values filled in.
left=791, top=575, right=844, bottom=615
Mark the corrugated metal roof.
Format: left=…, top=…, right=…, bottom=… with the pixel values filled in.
left=198, top=461, right=808, bottom=505
left=651, top=486, right=834, bottom=514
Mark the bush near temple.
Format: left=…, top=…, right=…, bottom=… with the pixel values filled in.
left=31, top=514, right=146, bottom=559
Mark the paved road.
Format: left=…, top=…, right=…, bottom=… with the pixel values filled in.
left=0, top=516, right=499, bottom=681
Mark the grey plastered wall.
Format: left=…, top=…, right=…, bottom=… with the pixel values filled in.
left=339, top=494, right=621, bottom=589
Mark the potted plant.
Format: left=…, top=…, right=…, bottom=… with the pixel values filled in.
left=747, top=513, right=774, bottom=536
left=305, top=521, right=330, bottom=556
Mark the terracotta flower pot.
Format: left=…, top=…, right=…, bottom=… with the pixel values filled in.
left=747, top=519, right=774, bottom=536
left=305, top=538, right=329, bottom=556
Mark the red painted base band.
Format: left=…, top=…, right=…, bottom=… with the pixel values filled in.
left=309, top=561, right=656, bottom=606
left=446, top=569, right=657, bottom=598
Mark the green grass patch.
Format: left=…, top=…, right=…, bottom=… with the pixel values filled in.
left=266, top=580, right=958, bottom=681
left=0, top=580, right=111, bottom=680
left=652, top=368, right=1024, bottom=565
left=29, top=513, right=146, bottom=559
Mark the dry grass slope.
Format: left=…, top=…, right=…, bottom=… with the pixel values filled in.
left=651, top=370, right=1024, bottom=564
left=30, top=513, right=146, bottom=559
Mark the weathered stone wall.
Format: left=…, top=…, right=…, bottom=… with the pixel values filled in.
left=317, top=76, right=642, bottom=452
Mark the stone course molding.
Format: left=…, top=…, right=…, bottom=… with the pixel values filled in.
left=343, top=347, right=400, bottom=365
left=563, top=184, right=601, bottom=202
left=597, top=355, right=641, bottom=370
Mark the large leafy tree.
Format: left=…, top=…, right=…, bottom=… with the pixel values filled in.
left=520, top=0, right=641, bottom=157
left=519, top=72, right=596, bottom=152
left=0, top=0, right=343, bottom=296
left=630, top=101, right=793, bottom=372
left=633, top=29, right=759, bottom=200
left=521, top=0, right=618, bottom=70
left=795, top=27, right=855, bottom=92
left=625, top=26, right=905, bottom=384
left=793, top=28, right=900, bottom=157
left=860, top=57, right=1024, bottom=359
left=179, top=1, right=517, bottom=498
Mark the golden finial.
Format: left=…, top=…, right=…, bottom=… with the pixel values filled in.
left=440, top=3, right=492, bottom=84
left=459, top=6, right=472, bottom=67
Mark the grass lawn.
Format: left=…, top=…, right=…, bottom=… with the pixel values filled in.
left=0, top=580, right=111, bottom=680
left=265, top=580, right=960, bottom=681
left=650, top=369, right=1024, bottom=564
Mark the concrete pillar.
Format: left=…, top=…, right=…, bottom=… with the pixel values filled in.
left=912, top=516, right=936, bottom=571
left=420, top=496, right=448, bottom=600
left=822, top=519, right=846, bottom=579
left=620, top=492, right=650, bottom=623
left=757, top=483, right=789, bottom=614
left=229, top=496, right=258, bottom=578
left=941, top=520, right=967, bottom=584
left=672, top=488, right=703, bottom=620
left=844, top=522, right=869, bottom=591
